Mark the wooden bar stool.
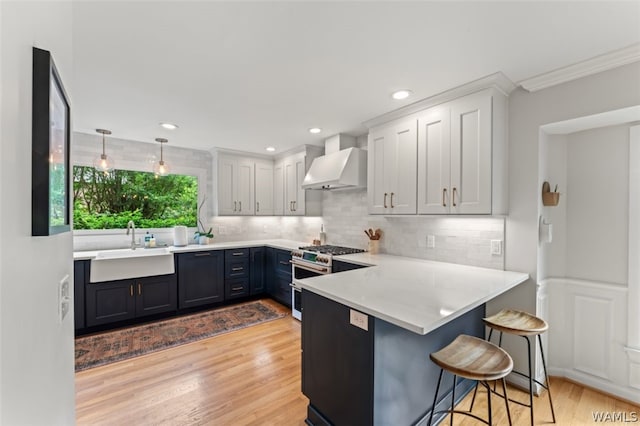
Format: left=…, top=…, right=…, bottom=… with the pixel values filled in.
left=428, top=334, right=513, bottom=426
left=477, top=309, right=556, bottom=426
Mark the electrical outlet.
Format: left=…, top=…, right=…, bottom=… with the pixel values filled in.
left=218, top=225, right=227, bottom=235
left=427, top=235, right=436, bottom=248
left=349, top=309, right=368, bottom=331
left=490, top=240, right=503, bottom=256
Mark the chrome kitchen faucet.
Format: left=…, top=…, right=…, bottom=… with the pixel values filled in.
left=126, top=220, right=140, bottom=250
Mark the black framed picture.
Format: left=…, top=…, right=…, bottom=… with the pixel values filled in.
left=32, top=47, right=71, bottom=236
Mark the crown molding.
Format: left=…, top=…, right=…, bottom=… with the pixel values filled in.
left=519, top=43, right=640, bottom=92
left=362, top=72, right=516, bottom=129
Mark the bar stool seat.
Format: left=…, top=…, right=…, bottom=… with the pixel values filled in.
left=483, top=309, right=548, bottom=336
left=480, top=309, right=556, bottom=426
left=428, top=334, right=513, bottom=426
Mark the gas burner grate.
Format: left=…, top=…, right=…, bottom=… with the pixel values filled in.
left=299, top=245, right=366, bottom=256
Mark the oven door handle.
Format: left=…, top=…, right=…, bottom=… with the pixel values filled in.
left=291, top=261, right=329, bottom=274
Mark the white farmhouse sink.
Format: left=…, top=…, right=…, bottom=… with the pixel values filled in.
left=90, top=248, right=175, bottom=283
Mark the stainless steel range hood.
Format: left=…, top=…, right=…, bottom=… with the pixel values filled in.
left=302, top=135, right=367, bottom=190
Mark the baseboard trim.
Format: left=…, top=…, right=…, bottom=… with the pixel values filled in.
left=549, top=368, right=640, bottom=405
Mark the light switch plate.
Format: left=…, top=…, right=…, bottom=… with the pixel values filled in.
left=350, top=309, right=368, bottom=331
left=59, top=275, right=70, bottom=323
left=427, top=235, right=435, bottom=248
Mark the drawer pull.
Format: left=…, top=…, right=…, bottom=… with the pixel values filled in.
left=231, top=286, right=244, bottom=291
left=232, top=267, right=244, bottom=271
left=194, top=252, right=211, bottom=257
left=232, top=252, right=244, bottom=256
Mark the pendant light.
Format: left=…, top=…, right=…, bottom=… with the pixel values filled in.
left=93, top=129, right=115, bottom=172
left=153, top=138, right=170, bottom=176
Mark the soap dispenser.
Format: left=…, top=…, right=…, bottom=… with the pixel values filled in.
left=319, top=224, right=326, bottom=245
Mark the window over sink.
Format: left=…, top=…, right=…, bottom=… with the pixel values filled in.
left=72, top=165, right=198, bottom=230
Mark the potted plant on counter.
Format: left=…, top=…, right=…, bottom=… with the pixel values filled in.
left=194, top=196, right=214, bottom=245
left=194, top=228, right=213, bottom=245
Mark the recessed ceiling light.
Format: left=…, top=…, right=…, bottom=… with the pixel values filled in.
left=160, top=122, right=179, bottom=130
left=391, top=90, right=412, bottom=100
left=309, top=127, right=322, bottom=134
left=266, top=147, right=276, bottom=152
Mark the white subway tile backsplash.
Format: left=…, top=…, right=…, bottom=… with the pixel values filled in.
left=72, top=135, right=504, bottom=269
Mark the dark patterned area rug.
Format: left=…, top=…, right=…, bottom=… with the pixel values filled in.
left=75, top=300, right=287, bottom=372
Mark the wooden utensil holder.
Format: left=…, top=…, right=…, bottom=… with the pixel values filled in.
left=541, top=181, right=560, bottom=206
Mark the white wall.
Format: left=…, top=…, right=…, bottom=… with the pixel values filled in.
left=0, top=2, right=75, bottom=424
left=503, top=61, right=640, bottom=401
left=566, top=125, right=629, bottom=284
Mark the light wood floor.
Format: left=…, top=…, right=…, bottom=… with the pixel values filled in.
left=76, top=309, right=638, bottom=425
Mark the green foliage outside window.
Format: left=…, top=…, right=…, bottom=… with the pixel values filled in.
left=73, top=166, right=198, bottom=230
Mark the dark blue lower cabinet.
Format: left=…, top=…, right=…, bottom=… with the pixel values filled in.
left=74, top=260, right=88, bottom=332
left=301, top=290, right=485, bottom=426
left=265, top=248, right=292, bottom=307
left=250, top=247, right=265, bottom=295
left=225, top=277, right=249, bottom=300
left=177, top=251, right=224, bottom=309
left=85, top=274, right=177, bottom=327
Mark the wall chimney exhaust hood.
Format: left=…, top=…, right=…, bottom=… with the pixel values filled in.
left=302, top=134, right=367, bottom=190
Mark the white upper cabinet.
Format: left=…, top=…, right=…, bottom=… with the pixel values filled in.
left=417, top=105, right=450, bottom=214
left=217, top=155, right=255, bottom=216
left=273, top=161, right=284, bottom=215
left=279, top=147, right=323, bottom=216
left=367, top=119, right=418, bottom=215
left=366, top=74, right=511, bottom=216
left=255, top=161, right=274, bottom=215
left=417, top=90, right=493, bottom=214
left=449, top=91, right=492, bottom=214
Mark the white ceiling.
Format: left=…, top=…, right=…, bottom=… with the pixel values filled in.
left=72, top=1, right=640, bottom=155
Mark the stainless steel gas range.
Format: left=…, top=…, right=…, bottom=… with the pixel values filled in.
left=290, top=245, right=366, bottom=320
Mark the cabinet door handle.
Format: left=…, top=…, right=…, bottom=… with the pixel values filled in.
left=256, top=201, right=259, bottom=212
left=138, top=283, right=142, bottom=295
left=390, top=192, right=395, bottom=208
left=232, top=252, right=244, bottom=256
left=231, top=286, right=244, bottom=291
left=194, top=252, right=211, bottom=257
left=232, top=267, right=244, bottom=271
left=130, top=284, right=134, bottom=297
left=239, top=201, right=242, bottom=212
left=234, top=201, right=237, bottom=212
left=442, top=188, right=447, bottom=207
left=383, top=192, right=388, bottom=208
left=279, top=261, right=290, bottom=265
left=452, top=187, right=457, bottom=207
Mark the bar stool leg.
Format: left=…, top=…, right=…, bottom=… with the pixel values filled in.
left=525, top=336, right=534, bottom=426
left=538, top=334, right=556, bottom=423
left=450, top=375, right=456, bottom=426
left=469, top=382, right=479, bottom=412
left=486, top=380, right=493, bottom=425
left=428, top=369, right=444, bottom=426
left=502, top=377, right=512, bottom=426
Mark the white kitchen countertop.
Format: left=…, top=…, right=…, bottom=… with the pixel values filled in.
left=299, top=253, right=529, bottom=335
left=73, top=239, right=306, bottom=260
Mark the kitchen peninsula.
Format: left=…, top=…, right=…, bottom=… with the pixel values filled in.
left=297, top=254, right=528, bottom=426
